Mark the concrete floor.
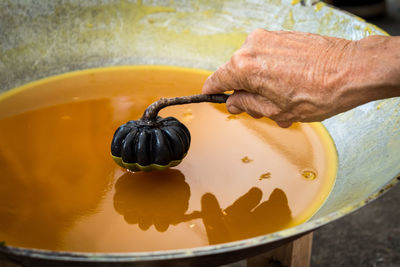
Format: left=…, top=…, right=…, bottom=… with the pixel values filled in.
left=312, top=185, right=400, bottom=267
left=312, top=1, right=400, bottom=266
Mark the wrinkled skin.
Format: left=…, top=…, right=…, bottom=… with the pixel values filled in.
left=203, top=29, right=400, bottom=127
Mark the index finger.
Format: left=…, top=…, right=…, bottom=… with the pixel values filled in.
left=202, top=62, right=240, bottom=94
left=224, top=187, right=262, bottom=217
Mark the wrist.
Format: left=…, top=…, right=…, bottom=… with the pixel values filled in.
left=335, top=35, right=400, bottom=110
left=352, top=35, right=400, bottom=100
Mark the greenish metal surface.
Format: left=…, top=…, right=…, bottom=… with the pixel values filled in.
left=0, top=0, right=399, bottom=266
left=111, top=154, right=185, bottom=172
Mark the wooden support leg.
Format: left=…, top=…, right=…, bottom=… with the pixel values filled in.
left=246, top=233, right=313, bottom=267
left=0, top=260, right=21, bottom=267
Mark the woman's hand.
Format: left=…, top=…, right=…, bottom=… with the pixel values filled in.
left=202, top=29, right=399, bottom=127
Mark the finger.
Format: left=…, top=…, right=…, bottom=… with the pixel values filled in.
left=201, top=193, right=230, bottom=244
left=224, top=187, right=262, bottom=217
left=228, top=96, right=264, bottom=118
left=249, top=113, right=263, bottom=119
left=226, top=104, right=243, bottom=114
left=201, top=193, right=224, bottom=216
left=252, top=189, right=290, bottom=217
left=276, top=121, right=293, bottom=128
left=227, top=91, right=281, bottom=120
left=202, top=62, right=237, bottom=94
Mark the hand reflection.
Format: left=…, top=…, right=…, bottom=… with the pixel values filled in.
left=114, top=170, right=292, bottom=245
left=201, top=188, right=292, bottom=245
left=113, top=169, right=191, bottom=232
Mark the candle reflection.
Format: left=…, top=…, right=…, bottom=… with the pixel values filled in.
left=113, top=170, right=292, bottom=245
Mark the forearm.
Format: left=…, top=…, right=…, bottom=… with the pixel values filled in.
left=341, top=36, right=400, bottom=107
left=202, top=30, right=400, bottom=127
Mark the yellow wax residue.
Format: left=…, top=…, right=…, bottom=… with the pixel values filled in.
left=226, top=114, right=238, bottom=121
left=241, top=156, right=253, bottom=163
left=364, top=26, right=374, bottom=35
left=302, top=170, right=317, bottom=180
left=259, top=172, right=272, bottom=180
left=371, top=24, right=389, bottom=36
left=314, top=2, right=325, bottom=12
left=322, top=10, right=333, bottom=23
left=283, top=10, right=295, bottom=30
left=182, top=109, right=194, bottom=123
left=355, top=16, right=366, bottom=22
left=202, top=10, right=215, bottom=18
left=291, top=0, right=300, bottom=5
left=0, top=66, right=337, bottom=253
left=3, top=1, right=248, bottom=78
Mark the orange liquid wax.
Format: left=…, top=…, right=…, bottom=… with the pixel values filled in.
left=0, top=66, right=337, bottom=252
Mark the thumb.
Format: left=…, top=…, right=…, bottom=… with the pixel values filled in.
left=202, top=62, right=241, bottom=95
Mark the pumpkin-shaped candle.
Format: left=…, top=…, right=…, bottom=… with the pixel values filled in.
left=111, top=94, right=229, bottom=171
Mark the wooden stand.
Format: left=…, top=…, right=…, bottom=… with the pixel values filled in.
left=0, top=261, right=19, bottom=267
left=246, top=233, right=313, bottom=267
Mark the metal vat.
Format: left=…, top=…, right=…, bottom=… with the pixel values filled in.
left=0, top=1, right=399, bottom=266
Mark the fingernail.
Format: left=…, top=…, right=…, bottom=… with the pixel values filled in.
left=250, top=113, right=263, bottom=119
left=227, top=104, right=243, bottom=114
left=277, top=122, right=292, bottom=128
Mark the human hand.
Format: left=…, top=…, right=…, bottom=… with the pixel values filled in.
left=201, top=187, right=291, bottom=244
left=202, top=29, right=379, bottom=127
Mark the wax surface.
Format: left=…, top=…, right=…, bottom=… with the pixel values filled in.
left=0, top=66, right=337, bottom=252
